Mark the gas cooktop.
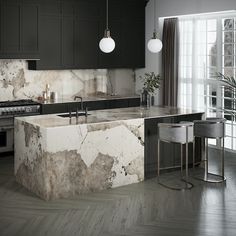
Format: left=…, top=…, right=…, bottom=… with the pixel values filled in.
left=0, top=99, right=41, bottom=117
left=0, top=99, right=39, bottom=107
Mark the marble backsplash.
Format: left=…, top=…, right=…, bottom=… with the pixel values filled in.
left=0, top=60, right=135, bottom=101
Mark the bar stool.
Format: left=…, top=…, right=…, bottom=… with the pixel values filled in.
left=193, top=118, right=226, bottom=183
left=157, top=122, right=194, bottom=190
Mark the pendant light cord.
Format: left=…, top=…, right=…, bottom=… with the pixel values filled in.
left=154, top=0, right=156, bottom=33
left=106, top=0, right=109, bottom=30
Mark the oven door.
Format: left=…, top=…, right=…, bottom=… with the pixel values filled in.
left=0, top=126, right=14, bottom=153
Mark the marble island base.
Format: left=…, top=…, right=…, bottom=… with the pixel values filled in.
left=15, top=118, right=144, bottom=200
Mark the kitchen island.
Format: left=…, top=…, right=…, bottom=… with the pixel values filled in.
left=14, top=107, right=204, bottom=200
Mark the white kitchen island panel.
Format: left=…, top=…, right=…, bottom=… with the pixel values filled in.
left=15, top=116, right=144, bottom=200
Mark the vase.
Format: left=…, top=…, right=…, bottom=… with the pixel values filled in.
left=151, top=95, right=155, bottom=106
left=141, top=90, right=151, bottom=107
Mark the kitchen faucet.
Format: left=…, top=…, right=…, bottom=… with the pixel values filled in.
left=74, top=96, right=83, bottom=110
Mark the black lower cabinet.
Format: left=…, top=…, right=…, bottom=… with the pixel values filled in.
left=40, top=97, right=140, bottom=115
left=144, top=113, right=204, bottom=179
left=41, top=103, right=73, bottom=115
left=108, top=99, right=128, bottom=109
left=85, top=100, right=110, bottom=111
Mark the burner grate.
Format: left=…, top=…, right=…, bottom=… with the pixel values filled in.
left=0, top=99, right=39, bottom=107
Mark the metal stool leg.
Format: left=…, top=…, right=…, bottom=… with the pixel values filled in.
left=194, top=137, right=226, bottom=183
left=205, top=138, right=209, bottom=180
left=185, top=143, right=189, bottom=188
left=180, top=144, right=183, bottom=178
left=192, top=139, right=195, bottom=169
left=157, top=138, right=160, bottom=181
left=193, top=118, right=226, bottom=183
left=221, top=137, right=225, bottom=180
left=181, top=127, right=193, bottom=189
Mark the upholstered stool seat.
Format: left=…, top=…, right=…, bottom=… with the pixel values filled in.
left=157, top=122, right=194, bottom=190
left=193, top=118, right=226, bottom=183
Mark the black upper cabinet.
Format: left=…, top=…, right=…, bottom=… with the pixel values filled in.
left=29, top=0, right=76, bottom=70
left=62, top=1, right=74, bottom=68
left=0, top=0, right=39, bottom=59
left=3, top=0, right=21, bottom=54
left=28, top=0, right=146, bottom=70
left=98, top=0, right=145, bottom=69
left=37, top=14, right=61, bottom=69
left=30, top=1, right=61, bottom=69
left=123, top=0, right=145, bottom=68
left=0, top=2, right=2, bottom=53
left=74, top=0, right=100, bottom=69
left=22, top=2, right=39, bottom=53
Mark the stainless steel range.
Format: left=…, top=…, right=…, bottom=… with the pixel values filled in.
left=0, top=99, right=41, bottom=154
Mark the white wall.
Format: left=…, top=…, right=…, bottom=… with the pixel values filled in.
left=135, top=0, right=163, bottom=105
left=156, top=0, right=236, bottom=18
left=135, top=0, right=236, bottom=105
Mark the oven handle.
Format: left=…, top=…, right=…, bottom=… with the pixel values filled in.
left=0, top=126, right=14, bottom=131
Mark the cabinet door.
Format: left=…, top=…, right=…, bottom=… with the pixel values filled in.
left=36, top=15, right=61, bottom=69
left=40, top=0, right=61, bottom=16
left=61, top=0, right=75, bottom=68
left=3, top=0, right=21, bottom=54
left=123, top=20, right=145, bottom=68
left=122, top=0, right=145, bottom=68
left=21, top=1, right=39, bottom=54
left=1, top=0, right=39, bottom=58
left=62, top=16, right=74, bottom=68
left=75, top=19, right=99, bottom=68
left=75, top=0, right=100, bottom=68
left=0, top=1, right=3, bottom=53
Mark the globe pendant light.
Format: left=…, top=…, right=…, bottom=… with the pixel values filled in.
left=99, top=0, right=115, bottom=53
left=147, top=0, right=162, bottom=53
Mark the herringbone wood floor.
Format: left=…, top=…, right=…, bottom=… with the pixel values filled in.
left=0, top=149, right=236, bottom=236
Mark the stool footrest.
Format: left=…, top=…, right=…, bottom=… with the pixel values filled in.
left=193, top=172, right=226, bottom=183
left=158, top=178, right=194, bottom=190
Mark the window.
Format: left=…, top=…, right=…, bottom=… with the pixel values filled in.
left=178, top=12, right=236, bottom=150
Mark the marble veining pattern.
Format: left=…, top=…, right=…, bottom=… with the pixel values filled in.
left=15, top=118, right=144, bottom=200
left=16, top=106, right=204, bottom=128
left=0, top=60, right=135, bottom=101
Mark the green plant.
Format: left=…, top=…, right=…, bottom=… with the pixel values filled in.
left=140, top=72, right=161, bottom=94
left=214, top=72, right=236, bottom=90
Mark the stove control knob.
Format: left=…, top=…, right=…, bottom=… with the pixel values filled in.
left=25, top=107, right=32, bottom=113
left=8, top=108, right=13, bottom=114
left=16, top=108, right=21, bottom=113
left=5, top=108, right=9, bottom=115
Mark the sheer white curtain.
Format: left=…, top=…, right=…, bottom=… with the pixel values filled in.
left=178, top=13, right=236, bottom=150
left=178, top=17, right=209, bottom=110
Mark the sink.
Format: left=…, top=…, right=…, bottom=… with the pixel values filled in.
left=58, top=112, right=90, bottom=118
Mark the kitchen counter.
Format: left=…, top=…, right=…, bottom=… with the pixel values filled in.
left=15, top=106, right=203, bottom=128
left=14, top=106, right=204, bottom=200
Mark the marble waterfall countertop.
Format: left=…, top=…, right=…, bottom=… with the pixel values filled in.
left=15, top=106, right=204, bottom=128
left=14, top=106, right=204, bottom=200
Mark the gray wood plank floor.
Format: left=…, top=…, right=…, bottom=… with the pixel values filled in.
left=0, top=148, right=236, bottom=236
